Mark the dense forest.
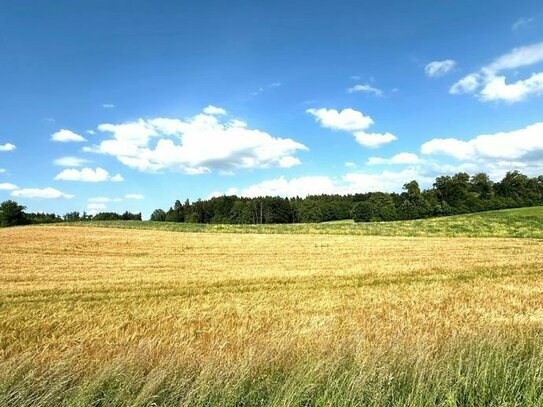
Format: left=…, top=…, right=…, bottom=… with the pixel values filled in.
left=149, top=171, right=543, bottom=224
left=1, top=171, right=542, bottom=227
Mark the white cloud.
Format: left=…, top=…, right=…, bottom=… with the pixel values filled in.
left=308, top=107, right=397, bottom=148
left=450, top=42, right=543, bottom=102
left=125, top=193, right=144, bottom=199
left=87, top=203, right=106, bottom=210
left=216, top=121, right=543, bottom=199
left=487, top=42, right=543, bottom=72
left=0, top=169, right=5, bottom=173
left=0, top=143, right=16, bottom=151
left=421, top=122, right=543, bottom=162
left=342, top=168, right=429, bottom=193
left=307, top=108, right=374, bottom=132
left=54, top=167, right=124, bottom=182
left=421, top=138, right=472, bottom=160
left=0, top=183, right=18, bottom=190
left=87, top=129, right=96, bottom=135
left=345, top=161, right=357, bottom=168
left=86, top=108, right=307, bottom=174
left=218, top=168, right=429, bottom=199
left=367, top=152, right=420, bottom=165
left=203, top=105, right=226, bottom=115
left=278, top=156, right=301, bottom=168
left=478, top=72, right=543, bottom=103
left=449, top=74, right=481, bottom=94
left=51, top=129, right=87, bottom=143
left=425, top=60, right=456, bottom=77
left=347, top=84, right=383, bottom=96
left=353, top=132, right=397, bottom=148
left=53, top=156, right=89, bottom=167
left=110, top=173, right=124, bottom=182
left=102, top=103, right=115, bottom=109
left=235, top=176, right=338, bottom=198
left=11, top=187, right=74, bottom=199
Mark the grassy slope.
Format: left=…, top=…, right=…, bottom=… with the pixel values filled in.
left=56, top=206, right=543, bottom=238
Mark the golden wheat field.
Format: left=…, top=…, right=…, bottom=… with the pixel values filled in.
left=2, top=225, right=543, bottom=406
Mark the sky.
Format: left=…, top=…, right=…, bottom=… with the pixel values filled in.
left=1, top=0, right=543, bottom=218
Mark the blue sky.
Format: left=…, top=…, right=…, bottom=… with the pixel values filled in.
left=1, top=0, right=543, bottom=217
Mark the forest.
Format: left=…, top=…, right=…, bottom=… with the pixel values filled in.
left=149, top=171, right=543, bottom=224
left=1, top=170, right=542, bottom=227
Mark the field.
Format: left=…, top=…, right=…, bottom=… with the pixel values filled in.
left=60, top=206, right=543, bottom=239
left=1, top=207, right=543, bottom=406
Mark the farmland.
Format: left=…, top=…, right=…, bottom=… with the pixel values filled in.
left=1, top=208, right=543, bottom=406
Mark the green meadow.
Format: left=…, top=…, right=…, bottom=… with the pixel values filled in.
left=59, top=206, right=543, bottom=238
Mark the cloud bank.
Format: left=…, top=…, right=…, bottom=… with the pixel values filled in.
left=84, top=107, right=307, bottom=174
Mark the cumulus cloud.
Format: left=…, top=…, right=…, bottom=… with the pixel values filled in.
left=342, top=168, right=430, bottom=193
left=125, top=193, right=144, bottom=199
left=307, top=107, right=397, bottom=148
left=367, top=152, right=420, bottom=165
left=228, top=176, right=338, bottom=198
left=421, top=122, right=543, bottom=162
left=216, top=120, right=543, bottom=200
left=53, top=156, right=90, bottom=167
left=425, top=60, right=456, bottom=77
left=102, top=103, right=115, bottom=109
left=11, top=187, right=74, bottom=199
left=421, top=138, right=472, bottom=160
left=307, top=108, right=374, bottom=132
left=450, top=42, right=543, bottom=102
left=345, top=161, right=357, bottom=168
left=85, top=107, right=307, bottom=174
left=478, top=72, right=543, bottom=103
left=347, top=84, right=383, bottom=96
left=449, top=74, right=481, bottom=95
left=0, top=143, right=16, bottom=151
left=217, top=168, right=431, bottom=199
left=51, top=129, right=87, bottom=143
left=202, top=105, right=226, bottom=115
left=54, top=167, right=124, bottom=182
left=0, top=183, right=18, bottom=190
left=353, top=132, right=398, bottom=148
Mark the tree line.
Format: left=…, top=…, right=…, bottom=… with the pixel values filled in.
left=0, top=201, right=141, bottom=228
left=1, top=170, right=542, bottom=228
left=149, top=171, right=543, bottom=224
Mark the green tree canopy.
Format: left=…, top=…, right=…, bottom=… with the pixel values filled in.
left=0, top=200, right=28, bottom=227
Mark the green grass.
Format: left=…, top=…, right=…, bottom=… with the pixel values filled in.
left=56, top=206, right=543, bottom=238
left=3, top=334, right=543, bottom=407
